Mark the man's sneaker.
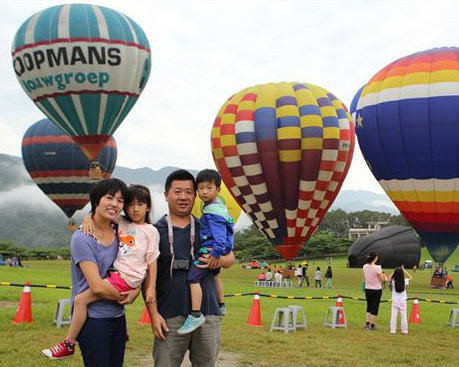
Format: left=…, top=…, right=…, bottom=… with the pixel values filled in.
left=177, top=314, right=206, bottom=335
left=219, top=305, right=227, bottom=316
left=42, top=340, right=75, bottom=360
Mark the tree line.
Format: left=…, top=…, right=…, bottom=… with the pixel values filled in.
left=0, top=209, right=409, bottom=261
left=234, top=210, right=409, bottom=261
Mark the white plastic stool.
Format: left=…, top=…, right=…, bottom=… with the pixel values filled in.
left=324, top=306, right=347, bottom=329
left=54, top=299, right=71, bottom=328
left=448, top=308, right=459, bottom=327
left=270, top=307, right=295, bottom=333
left=288, top=305, right=307, bottom=330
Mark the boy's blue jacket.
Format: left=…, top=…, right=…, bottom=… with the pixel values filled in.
left=200, top=197, right=234, bottom=259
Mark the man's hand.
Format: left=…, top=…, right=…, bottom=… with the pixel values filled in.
left=198, top=255, right=221, bottom=270
left=152, top=312, right=169, bottom=340
left=118, top=287, right=140, bottom=305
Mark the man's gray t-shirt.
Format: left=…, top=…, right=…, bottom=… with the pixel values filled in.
left=70, top=230, right=124, bottom=318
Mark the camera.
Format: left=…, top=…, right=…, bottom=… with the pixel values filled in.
left=172, top=259, right=190, bottom=270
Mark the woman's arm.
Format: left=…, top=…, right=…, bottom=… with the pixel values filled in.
left=79, top=261, right=124, bottom=301
left=378, top=271, right=387, bottom=282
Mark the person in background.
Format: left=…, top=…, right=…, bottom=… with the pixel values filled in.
left=325, top=266, right=333, bottom=289
left=274, top=270, right=283, bottom=286
left=314, top=267, right=322, bottom=288
left=295, top=264, right=303, bottom=287
left=300, top=263, right=309, bottom=287
left=363, top=250, right=387, bottom=331
left=265, top=269, right=273, bottom=283
left=388, top=266, right=412, bottom=334
left=257, top=272, right=266, bottom=282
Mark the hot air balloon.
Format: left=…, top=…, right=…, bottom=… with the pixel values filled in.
left=211, top=82, right=355, bottom=260
left=353, top=47, right=459, bottom=265
left=22, top=118, right=117, bottom=228
left=191, top=180, right=242, bottom=223
left=12, top=4, right=151, bottom=166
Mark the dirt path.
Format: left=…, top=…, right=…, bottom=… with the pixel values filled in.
left=135, top=349, right=242, bottom=367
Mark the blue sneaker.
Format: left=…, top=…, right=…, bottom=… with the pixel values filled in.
left=177, top=314, right=206, bottom=335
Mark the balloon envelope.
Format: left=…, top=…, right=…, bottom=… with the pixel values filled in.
left=211, top=82, right=355, bottom=260
left=191, top=181, right=241, bottom=223
left=12, top=4, right=151, bottom=160
left=353, top=47, right=459, bottom=263
left=22, top=118, right=117, bottom=218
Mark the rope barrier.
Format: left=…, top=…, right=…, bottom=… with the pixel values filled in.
left=224, top=291, right=459, bottom=304
left=1, top=282, right=72, bottom=290
left=2, top=283, right=458, bottom=305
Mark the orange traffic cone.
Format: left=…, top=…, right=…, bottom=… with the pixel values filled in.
left=138, top=305, right=151, bottom=324
left=12, top=282, right=33, bottom=324
left=335, top=296, right=346, bottom=325
left=409, top=298, right=421, bottom=324
left=247, top=292, right=262, bottom=326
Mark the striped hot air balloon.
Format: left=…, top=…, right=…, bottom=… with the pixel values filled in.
left=22, top=119, right=117, bottom=223
left=353, top=47, right=459, bottom=264
left=12, top=4, right=151, bottom=161
left=211, top=82, right=355, bottom=260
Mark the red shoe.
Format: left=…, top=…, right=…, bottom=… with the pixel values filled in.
left=42, top=340, right=75, bottom=360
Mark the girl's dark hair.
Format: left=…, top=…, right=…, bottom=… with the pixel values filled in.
left=366, top=250, right=378, bottom=264
left=124, top=184, right=152, bottom=223
left=393, top=267, right=405, bottom=293
left=90, top=178, right=128, bottom=214
left=196, top=169, right=221, bottom=187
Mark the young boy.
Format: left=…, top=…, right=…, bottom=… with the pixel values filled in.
left=177, top=169, right=234, bottom=334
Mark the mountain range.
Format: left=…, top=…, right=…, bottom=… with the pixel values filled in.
left=0, top=152, right=398, bottom=247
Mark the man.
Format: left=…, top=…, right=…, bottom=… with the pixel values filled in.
left=143, top=169, right=235, bottom=367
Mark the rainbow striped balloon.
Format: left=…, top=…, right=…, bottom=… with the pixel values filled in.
left=22, top=119, right=117, bottom=219
left=12, top=4, right=151, bottom=160
left=211, top=82, right=355, bottom=260
left=354, top=47, right=459, bottom=264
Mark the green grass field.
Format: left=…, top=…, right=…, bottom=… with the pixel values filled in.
left=1, top=248, right=458, bottom=367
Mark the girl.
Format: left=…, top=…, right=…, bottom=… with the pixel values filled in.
left=315, top=267, right=322, bottom=288
left=388, top=266, right=412, bottom=334
left=42, top=184, right=160, bottom=360
left=325, top=266, right=333, bottom=289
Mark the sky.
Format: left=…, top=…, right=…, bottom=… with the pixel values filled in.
left=1, top=0, right=458, bottom=196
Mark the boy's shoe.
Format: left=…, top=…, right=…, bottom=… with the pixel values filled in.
left=219, top=305, right=227, bottom=316
left=42, top=340, right=75, bottom=360
left=177, top=314, right=206, bottom=335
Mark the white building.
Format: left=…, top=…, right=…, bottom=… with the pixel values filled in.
left=348, top=221, right=389, bottom=240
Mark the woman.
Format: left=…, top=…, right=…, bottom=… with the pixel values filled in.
left=70, top=178, right=139, bottom=367
left=363, top=250, right=386, bottom=331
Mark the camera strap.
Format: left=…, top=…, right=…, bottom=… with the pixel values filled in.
left=165, top=214, right=195, bottom=278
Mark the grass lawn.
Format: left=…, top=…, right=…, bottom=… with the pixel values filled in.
left=0, top=247, right=458, bottom=367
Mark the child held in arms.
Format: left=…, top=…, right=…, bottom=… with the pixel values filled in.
left=177, top=169, right=234, bottom=334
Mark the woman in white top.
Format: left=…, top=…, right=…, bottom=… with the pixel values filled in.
left=362, top=251, right=387, bottom=330
left=388, top=266, right=412, bottom=334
